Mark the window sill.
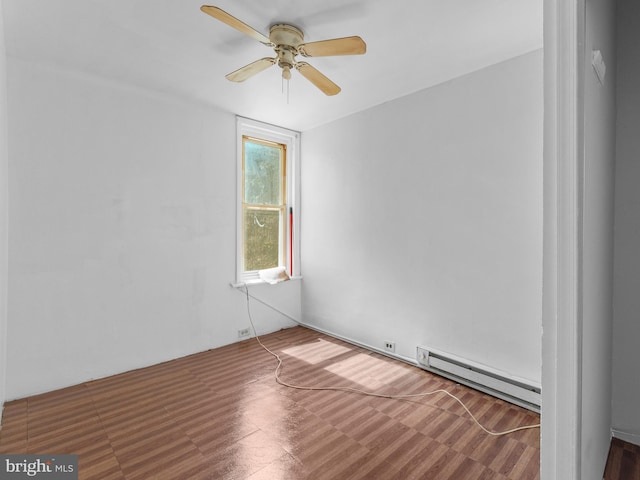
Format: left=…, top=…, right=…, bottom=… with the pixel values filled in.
left=230, top=276, right=303, bottom=289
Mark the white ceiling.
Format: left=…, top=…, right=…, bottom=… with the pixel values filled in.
left=2, top=0, right=542, bottom=132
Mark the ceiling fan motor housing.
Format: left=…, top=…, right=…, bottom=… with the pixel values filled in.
left=269, top=24, right=304, bottom=48
left=270, top=24, right=304, bottom=74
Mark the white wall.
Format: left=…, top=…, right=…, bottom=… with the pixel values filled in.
left=0, top=0, right=9, bottom=411
left=580, top=0, right=617, bottom=475
left=613, top=0, right=640, bottom=447
left=301, top=51, right=543, bottom=384
left=5, top=59, right=298, bottom=400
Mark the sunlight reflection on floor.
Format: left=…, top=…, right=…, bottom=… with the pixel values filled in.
left=324, top=353, right=409, bottom=390
left=282, top=337, right=410, bottom=390
left=281, top=338, right=352, bottom=364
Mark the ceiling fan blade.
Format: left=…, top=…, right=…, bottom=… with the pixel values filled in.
left=226, top=58, right=276, bottom=82
left=296, top=62, right=341, bottom=96
left=200, top=6, right=271, bottom=45
left=298, top=36, right=366, bottom=57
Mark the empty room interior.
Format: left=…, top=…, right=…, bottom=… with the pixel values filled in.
left=0, top=1, right=638, bottom=479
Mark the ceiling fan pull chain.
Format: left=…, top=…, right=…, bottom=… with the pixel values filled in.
left=281, top=70, right=290, bottom=104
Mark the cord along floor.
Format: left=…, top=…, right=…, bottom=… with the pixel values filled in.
left=0, top=326, right=541, bottom=479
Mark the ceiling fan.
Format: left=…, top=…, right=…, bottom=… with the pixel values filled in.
left=200, top=5, right=367, bottom=96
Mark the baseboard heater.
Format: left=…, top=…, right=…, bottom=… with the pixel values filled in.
left=416, top=346, right=541, bottom=412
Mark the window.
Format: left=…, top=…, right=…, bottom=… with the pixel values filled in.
left=242, top=137, right=286, bottom=271
left=237, top=117, right=299, bottom=283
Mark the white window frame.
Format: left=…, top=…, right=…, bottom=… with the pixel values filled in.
left=236, top=117, right=300, bottom=284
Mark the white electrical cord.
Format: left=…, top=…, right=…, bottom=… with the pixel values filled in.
left=239, top=284, right=540, bottom=437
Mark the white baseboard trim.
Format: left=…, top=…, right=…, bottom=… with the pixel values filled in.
left=611, top=428, right=640, bottom=447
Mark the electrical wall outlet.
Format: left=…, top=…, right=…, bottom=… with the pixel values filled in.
left=384, top=341, right=396, bottom=353
left=238, top=328, right=251, bottom=339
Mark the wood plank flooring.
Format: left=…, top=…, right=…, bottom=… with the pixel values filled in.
left=604, top=437, right=640, bottom=480
left=0, top=326, right=541, bottom=479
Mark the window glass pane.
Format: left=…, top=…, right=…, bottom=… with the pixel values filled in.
left=244, top=140, right=283, bottom=205
left=243, top=208, right=281, bottom=271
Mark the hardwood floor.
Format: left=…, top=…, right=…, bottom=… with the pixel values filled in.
left=604, top=437, right=640, bottom=480
left=0, top=326, right=541, bottom=479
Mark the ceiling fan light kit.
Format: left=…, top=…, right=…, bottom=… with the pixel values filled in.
left=200, top=5, right=366, bottom=96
